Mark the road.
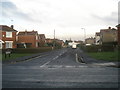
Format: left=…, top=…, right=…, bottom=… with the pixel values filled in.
left=2, top=48, right=119, bottom=89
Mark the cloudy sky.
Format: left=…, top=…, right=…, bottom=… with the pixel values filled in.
left=0, top=0, right=119, bottom=41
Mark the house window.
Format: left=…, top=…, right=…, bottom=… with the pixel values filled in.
left=5, top=41, right=13, bottom=48
left=6, top=32, right=12, bottom=38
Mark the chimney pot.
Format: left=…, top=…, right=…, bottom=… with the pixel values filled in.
left=11, top=25, right=14, bottom=29
left=108, top=27, right=111, bottom=30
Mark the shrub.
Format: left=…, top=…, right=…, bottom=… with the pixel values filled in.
left=81, top=44, right=115, bottom=52
left=84, top=45, right=101, bottom=52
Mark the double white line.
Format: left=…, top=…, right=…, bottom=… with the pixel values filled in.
left=40, top=51, right=66, bottom=67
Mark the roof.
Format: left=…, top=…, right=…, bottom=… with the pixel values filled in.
left=100, top=29, right=117, bottom=34
left=0, top=39, right=4, bottom=43
left=116, top=24, right=120, bottom=27
left=0, top=25, right=17, bottom=32
left=39, top=34, right=45, bottom=37
left=18, top=30, right=38, bottom=35
left=85, top=37, right=95, bottom=40
left=95, top=32, right=100, bottom=36
left=46, top=38, right=54, bottom=41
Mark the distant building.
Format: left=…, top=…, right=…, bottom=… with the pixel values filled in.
left=95, top=32, right=100, bottom=45
left=0, top=25, right=17, bottom=49
left=99, top=27, right=118, bottom=44
left=74, top=40, right=83, bottom=44
left=116, top=24, right=120, bottom=45
left=46, top=38, right=54, bottom=43
left=17, top=30, right=39, bottom=48
left=45, top=38, right=64, bottom=47
left=85, top=37, right=95, bottom=45
left=38, top=34, right=46, bottom=47
left=56, top=39, right=64, bottom=47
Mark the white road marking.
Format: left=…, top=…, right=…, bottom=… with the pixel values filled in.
left=53, top=56, right=59, bottom=60
left=65, top=66, right=76, bottom=68
left=59, top=53, right=62, bottom=56
left=75, top=53, right=79, bottom=63
left=40, top=65, right=88, bottom=68
left=92, top=62, right=116, bottom=66
left=40, top=50, right=67, bottom=68
left=40, top=61, right=51, bottom=67
left=40, top=55, right=60, bottom=67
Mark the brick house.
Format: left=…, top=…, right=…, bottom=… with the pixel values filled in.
left=45, top=38, right=54, bottom=47
left=45, top=38, right=64, bottom=47
left=17, top=30, right=39, bottom=48
left=116, top=24, right=120, bottom=45
left=99, top=27, right=118, bottom=45
left=56, top=39, right=64, bottom=47
left=0, top=25, right=17, bottom=49
left=38, top=34, right=46, bottom=47
left=46, top=38, right=54, bottom=43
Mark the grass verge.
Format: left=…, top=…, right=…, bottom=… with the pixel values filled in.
left=2, top=47, right=53, bottom=61
left=87, top=51, right=119, bottom=62
left=2, top=53, right=33, bottom=61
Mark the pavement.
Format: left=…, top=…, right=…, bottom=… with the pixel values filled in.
left=2, top=48, right=120, bottom=89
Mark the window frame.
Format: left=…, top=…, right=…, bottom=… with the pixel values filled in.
left=5, top=41, right=13, bottom=48
left=6, top=32, right=12, bottom=38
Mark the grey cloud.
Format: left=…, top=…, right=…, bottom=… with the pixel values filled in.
left=1, top=1, right=42, bottom=23
left=91, top=12, right=118, bottom=25
left=118, top=1, right=120, bottom=23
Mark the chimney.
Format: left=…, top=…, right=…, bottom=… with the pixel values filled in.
left=108, top=27, right=111, bottom=30
left=25, top=29, right=27, bottom=35
left=11, top=25, right=14, bottom=29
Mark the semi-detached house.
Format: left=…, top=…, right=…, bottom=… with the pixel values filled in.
left=0, top=25, right=17, bottom=49
left=116, top=24, right=120, bottom=45
left=99, top=27, right=118, bottom=45
left=17, top=30, right=39, bottom=48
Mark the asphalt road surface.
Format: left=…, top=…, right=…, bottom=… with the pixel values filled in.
left=2, top=48, right=119, bottom=89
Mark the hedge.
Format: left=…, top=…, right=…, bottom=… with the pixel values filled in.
left=81, top=45, right=115, bottom=52
left=2, top=47, right=52, bottom=54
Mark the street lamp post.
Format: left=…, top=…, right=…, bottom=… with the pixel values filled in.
left=81, top=28, right=86, bottom=41
left=53, top=29, right=55, bottom=49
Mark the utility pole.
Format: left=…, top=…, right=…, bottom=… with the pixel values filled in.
left=53, top=29, right=55, bottom=49
left=54, top=29, right=55, bottom=40
left=81, top=28, right=86, bottom=45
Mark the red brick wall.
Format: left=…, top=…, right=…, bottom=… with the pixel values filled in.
left=2, top=31, right=17, bottom=48
left=17, top=35, right=37, bottom=48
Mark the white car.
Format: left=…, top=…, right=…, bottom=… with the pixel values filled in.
left=72, top=44, right=77, bottom=49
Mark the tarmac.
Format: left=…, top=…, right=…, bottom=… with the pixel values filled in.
left=2, top=49, right=120, bottom=68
